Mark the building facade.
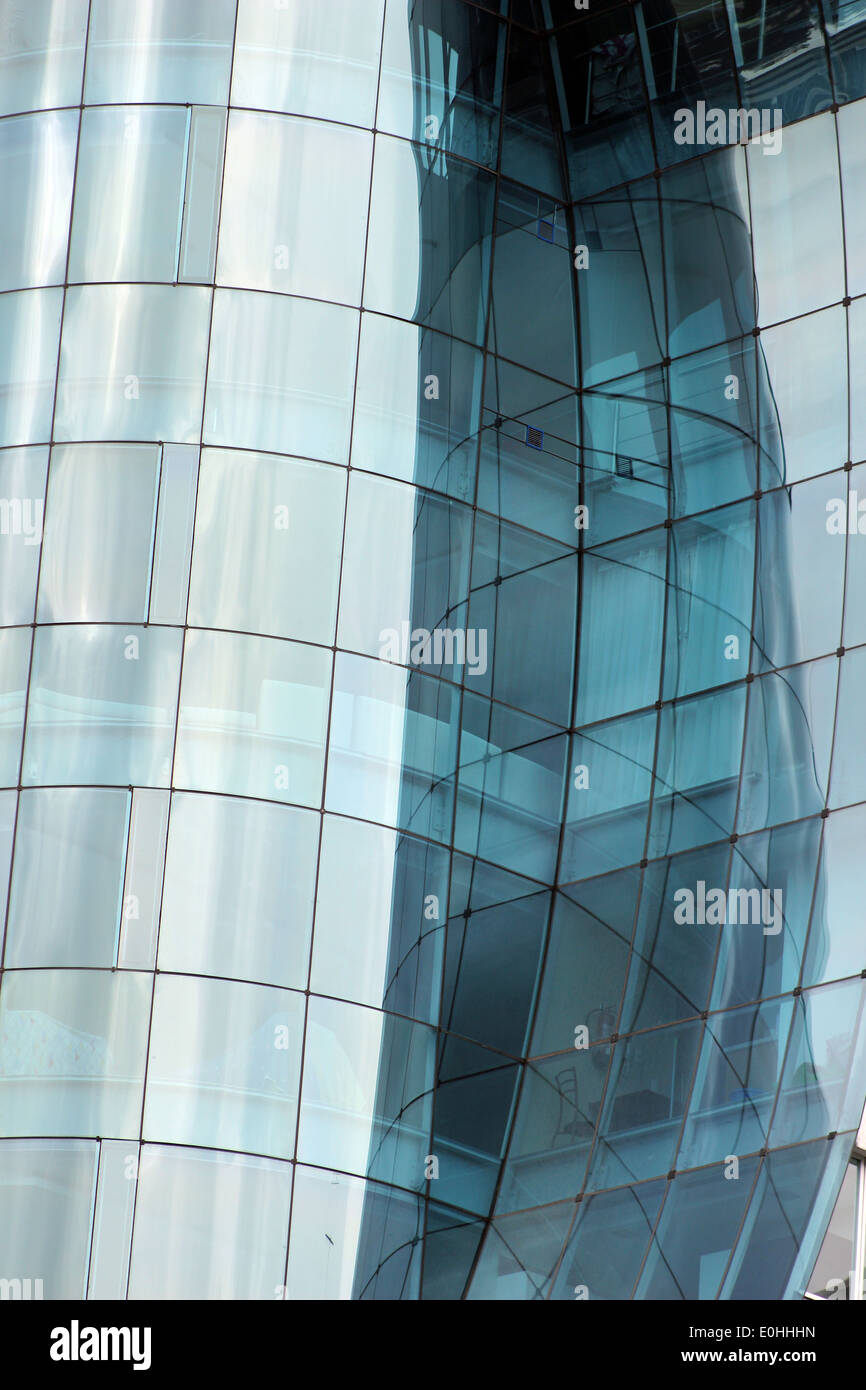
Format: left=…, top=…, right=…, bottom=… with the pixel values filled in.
left=0, top=0, right=865, bottom=1300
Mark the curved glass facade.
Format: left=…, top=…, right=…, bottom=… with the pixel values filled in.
left=0, top=0, right=865, bottom=1302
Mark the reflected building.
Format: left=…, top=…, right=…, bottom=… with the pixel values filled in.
left=0, top=0, right=865, bottom=1302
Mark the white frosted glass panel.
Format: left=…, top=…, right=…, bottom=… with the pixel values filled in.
left=158, top=793, right=318, bottom=989
left=337, top=471, right=415, bottom=657
left=310, top=816, right=396, bottom=1008
left=0, top=1139, right=96, bottom=1300
left=0, top=0, right=88, bottom=117
left=188, top=449, right=345, bottom=645
left=232, top=0, right=384, bottom=127
left=149, top=444, right=198, bottom=626
left=748, top=113, right=843, bottom=326
left=179, top=107, right=226, bottom=285
left=174, top=629, right=331, bottom=806
left=0, top=288, right=62, bottom=447
left=117, top=789, right=169, bottom=971
left=85, top=0, right=235, bottom=105
left=218, top=111, right=371, bottom=303
left=128, top=1145, right=291, bottom=1300
left=69, top=107, right=188, bottom=283
left=205, top=291, right=357, bottom=462
left=0, top=626, right=31, bottom=786
left=0, top=110, right=77, bottom=291
left=55, top=285, right=210, bottom=444
left=23, top=624, right=182, bottom=788
left=0, top=446, right=48, bottom=624
left=144, top=975, right=304, bottom=1158
left=87, top=1140, right=137, bottom=1300
left=0, top=970, right=151, bottom=1139
left=5, top=788, right=128, bottom=967
left=38, top=444, right=159, bottom=622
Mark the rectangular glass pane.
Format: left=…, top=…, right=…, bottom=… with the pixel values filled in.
left=175, top=629, right=331, bottom=807
left=143, top=975, right=304, bottom=1158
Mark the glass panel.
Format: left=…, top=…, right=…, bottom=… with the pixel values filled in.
left=0, top=969, right=151, bottom=1137
left=311, top=816, right=447, bottom=1023
left=0, top=446, right=48, bottom=624
left=582, top=368, right=669, bottom=543
left=5, top=787, right=128, bottom=968
left=378, top=0, right=504, bottom=168
left=748, top=112, right=844, bottom=326
left=560, top=710, right=655, bottom=880
left=670, top=340, right=758, bottom=517
left=85, top=0, right=236, bottom=105
left=469, top=514, right=575, bottom=727
left=489, top=182, right=576, bottom=383
left=285, top=1167, right=385, bottom=1301
left=218, top=111, right=372, bottom=304
left=636, top=1158, right=761, bottom=1300
left=69, top=107, right=188, bottom=283
left=37, top=444, right=159, bottom=623
left=189, top=449, right=345, bottom=645
left=662, top=502, right=754, bottom=701
left=144, top=975, right=304, bottom=1159
left=55, top=285, right=210, bottom=444
left=148, top=443, right=199, bottom=625
left=662, top=148, right=755, bottom=354
left=87, top=1140, right=137, bottom=1299
left=327, top=652, right=459, bottom=844
left=847, top=297, right=866, bottom=466
left=530, top=868, right=636, bottom=1058
left=339, top=472, right=474, bottom=682
left=758, top=309, right=847, bottom=485
left=178, top=107, right=226, bottom=285
left=352, top=314, right=483, bottom=500
left=737, top=661, right=836, bottom=834
left=0, top=627, right=31, bottom=786
left=576, top=528, right=666, bottom=723
left=0, top=0, right=88, bottom=117
left=174, top=629, right=331, bottom=807
left=649, top=685, right=746, bottom=858
left=23, top=624, right=182, bottom=788
left=724, top=1137, right=851, bottom=1299
left=806, top=1161, right=859, bottom=1298
left=128, top=1145, right=292, bottom=1300
left=496, top=1050, right=597, bottom=1213
left=678, top=999, right=793, bottom=1169
left=0, top=288, right=63, bottom=447
left=479, top=356, right=579, bottom=545
left=711, top=817, right=822, bottom=1010
left=158, top=792, right=319, bottom=990
left=838, top=97, right=866, bottom=298
left=828, top=644, right=866, bottom=810
left=805, top=803, right=866, bottom=986
left=0, top=110, right=76, bottom=291
left=205, top=291, right=358, bottom=463
left=585, top=1019, right=703, bottom=1189
left=0, top=1139, right=96, bottom=1300
left=232, top=0, right=384, bottom=128
left=117, top=788, right=169, bottom=971
left=843, top=462, right=866, bottom=649
left=549, top=1180, right=666, bottom=1301
left=465, top=1201, right=573, bottom=1301
left=576, top=180, right=665, bottom=385
left=618, top=842, right=731, bottom=1034
left=298, top=995, right=435, bottom=1191
left=364, top=134, right=495, bottom=348
left=771, top=978, right=866, bottom=1147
